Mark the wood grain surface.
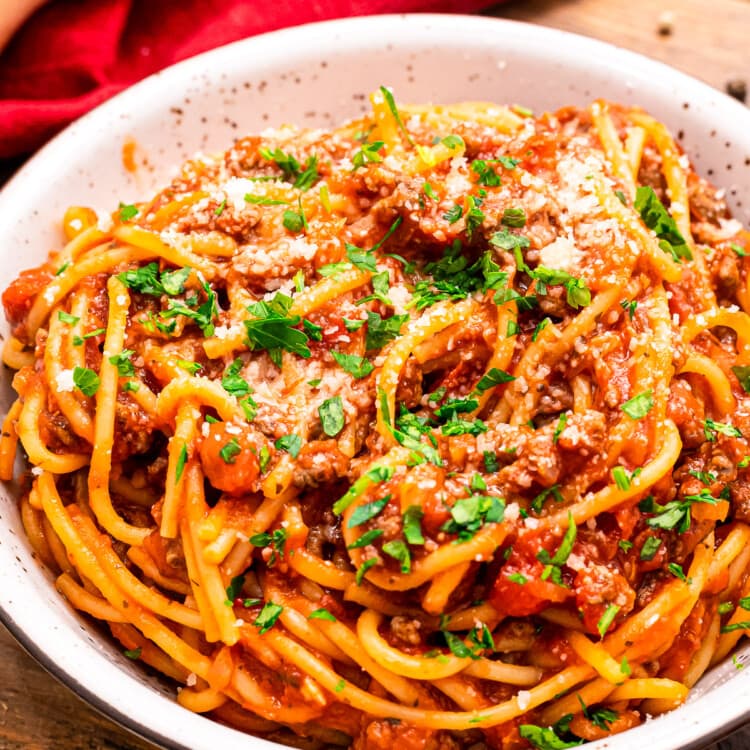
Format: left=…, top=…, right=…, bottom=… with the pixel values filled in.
left=2, top=1, right=750, bottom=748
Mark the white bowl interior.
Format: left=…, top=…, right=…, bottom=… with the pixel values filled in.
left=2, top=13, right=750, bottom=750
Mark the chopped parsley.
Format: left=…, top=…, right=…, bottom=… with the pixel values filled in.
left=518, top=724, right=583, bottom=749
left=331, top=351, right=373, bottom=379
left=219, top=439, right=241, bottom=464
left=640, top=490, right=721, bottom=534
left=249, top=528, right=288, bottom=566
left=224, top=574, right=245, bottom=605
left=349, top=495, right=391, bottom=528
left=254, top=601, right=283, bottom=634
left=668, top=562, right=688, bottom=582
left=176, top=359, right=202, bottom=375
left=531, top=485, right=563, bottom=514
left=634, top=185, right=692, bottom=261
left=612, top=466, right=631, bottom=491
left=175, top=444, right=188, bottom=483
left=403, top=505, right=425, bottom=545
left=58, top=311, right=79, bottom=325
left=308, top=608, right=336, bottom=621
left=532, top=317, right=551, bottom=342
left=352, top=141, right=384, bottom=169
left=333, top=465, right=395, bottom=515
left=118, top=203, right=139, bottom=222
left=597, top=604, right=620, bottom=637
left=319, top=396, right=345, bottom=437
left=72, top=367, right=100, bottom=397
left=411, top=242, right=507, bottom=310
left=732, top=365, right=750, bottom=393
left=347, top=528, right=385, bottom=549
left=502, top=207, right=526, bottom=227
left=533, top=267, right=591, bottom=309
left=222, top=358, right=252, bottom=397
left=549, top=413, right=567, bottom=445
left=536, top=511, right=576, bottom=582
left=441, top=494, right=505, bottom=541
left=365, top=311, right=408, bottom=350
left=640, top=536, right=662, bottom=561
left=382, top=539, right=411, bottom=573
left=244, top=195, right=289, bottom=206
left=108, top=349, right=135, bottom=377
left=620, top=299, right=637, bottom=319
left=258, top=147, right=319, bottom=191
left=703, top=418, right=742, bottom=441
left=282, top=200, right=308, bottom=233
left=721, top=621, right=750, bottom=633
left=443, top=204, right=463, bottom=224
left=275, top=434, right=302, bottom=459
left=117, top=263, right=190, bottom=297
left=471, top=159, right=502, bottom=187
left=355, top=557, right=380, bottom=585
left=244, top=292, right=311, bottom=364
left=476, top=367, right=515, bottom=393
left=621, top=390, right=654, bottom=420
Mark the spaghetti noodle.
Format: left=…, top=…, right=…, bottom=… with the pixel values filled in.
left=3, top=91, right=750, bottom=749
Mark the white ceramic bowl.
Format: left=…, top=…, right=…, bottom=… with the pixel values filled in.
left=2, top=13, right=750, bottom=750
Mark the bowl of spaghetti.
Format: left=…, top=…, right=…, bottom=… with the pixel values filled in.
left=2, top=12, right=750, bottom=750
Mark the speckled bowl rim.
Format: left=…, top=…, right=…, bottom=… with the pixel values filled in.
left=2, top=12, right=750, bottom=750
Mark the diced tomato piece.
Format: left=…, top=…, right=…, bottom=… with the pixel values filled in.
left=2, top=266, right=52, bottom=327
left=199, top=422, right=260, bottom=495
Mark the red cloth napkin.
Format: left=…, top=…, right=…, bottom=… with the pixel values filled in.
left=0, top=0, right=497, bottom=158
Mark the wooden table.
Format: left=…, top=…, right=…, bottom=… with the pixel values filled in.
left=1, top=0, right=749, bottom=747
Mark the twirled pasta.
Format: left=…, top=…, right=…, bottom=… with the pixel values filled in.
left=3, top=91, right=750, bottom=749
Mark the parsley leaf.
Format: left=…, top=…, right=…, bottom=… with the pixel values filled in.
left=275, top=434, right=302, bottom=459
left=471, top=159, right=501, bottom=187
left=58, top=311, right=79, bottom=325
left=634, top=185, right=692, bottom=261
left=219, top=439, right=241, bottom=464
left=355, top=557, right=380, bottom=585
left=365, top=311, right=408, bottom=350
left=249, top=528, right=288, bottom=566
left=222, top=358, right=251, bottom=397
left=347, top=528, right=385, bottom=549
left=245, top=293, right=311, bottom=362
left=519, top=724, right=583, bottom=749
left=331, top=351, right=373, bottom=379
left=597, top=604, right=620, bottom=637
left=382, top=539, right=411, bottom=573
left=308, top=608, right=336, bottom=621
left=108, top=350, right=135, bottom=377
left=621, top=390, right=654, bottom=420
left=118, top=203, right=139, bottom=222
left=502, top=207, right=527, bottom=227
left=259, top=148, right=319, bottom=191
left=352, top=141, right=384, bottom=169
left=254, top=601, right=283, bottom=634
left=703, top=418, right=742, bottom=441
left=73, top=367, right=100, bottom=397
left=441, top=494, right=505, bottom=541
left=175, top=444, right=188, bottom=483
left=640, top=536, right=662, bottom=561
left=443, top=204, right=463, bottom=224
left=403, top=506, right=425, bottom=545
left=319, top=396, right=345, bottom=437
left=733, top=366, right=750, bottom=393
